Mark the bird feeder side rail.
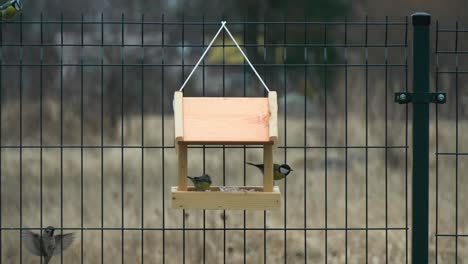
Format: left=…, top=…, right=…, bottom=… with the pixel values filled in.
left=173, top=91, right=184, bottom=153
left=268, top=91, right=278, bottom=144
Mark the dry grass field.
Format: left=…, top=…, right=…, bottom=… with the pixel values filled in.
left=0, top=97, right=466, bottom=263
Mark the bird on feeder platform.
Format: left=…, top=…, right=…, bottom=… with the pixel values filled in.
left=0, top=0, right=22, bottom=20
left=246, top=162, right=293, bottom=181
left=22, top=226, right=75, bottom=264
left=187, top=174, right=212, bottom=191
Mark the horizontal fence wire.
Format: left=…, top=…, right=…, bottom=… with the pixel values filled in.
left=0, top=20, right=408, bottom=25
left=0, top=145, right=408, bottom=149
left=0, top=15, right=411, bottom=263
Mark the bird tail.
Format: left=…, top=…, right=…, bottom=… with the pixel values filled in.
left=246, top=162, right=262, bottom=169
left=187, top=176, right=195, bottom=183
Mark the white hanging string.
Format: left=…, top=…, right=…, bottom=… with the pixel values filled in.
left=222, top=23, right=270, bottom=92
left=179, top=21, right=271, bottom=93
left=179, top=21, right=226, bottom=91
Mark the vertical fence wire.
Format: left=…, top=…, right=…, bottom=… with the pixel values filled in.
left=262, top=22, right=267, bottom=264
left=323, top=23, right=329, bottom=263
left=0, top=16, right=2, bottom=264
left=120, top=12, right=125, bottom=264
left=140, top=13, right=145, bottom=264
left=384, top=16, right=389, bottom=264
left=181, top=14, right=186, bottom=264
left=404, top=15, right=409, bottom=264
left=282, top=20, right=288, bottom=264
left=454, top=20, right=459, bottom=264
left=80, top=12, right=84, bottom=264
left=18, top=13, right=23, bottom=264
left=364, top=16, right=369, bottom=264
left=222, top=16, right=227, bottom=264
left=201, top=14, right=206, bottom=264
left=344, top=17, right=348, bottom=264
left=59, top=13, right=63, bottom=263
left=303, top=18, right=308, bottom=264
left=435, top=20, right=440, bottom=264
left=100, top=12, right=105, bottom=264
left=160, top=13, right=166, bottom=264
left=242, top=17, right=246, bottom=264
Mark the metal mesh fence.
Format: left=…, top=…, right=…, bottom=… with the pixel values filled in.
left=0, top=13, right=435, bottom=263
left=434, top=20, right=468, bottom=263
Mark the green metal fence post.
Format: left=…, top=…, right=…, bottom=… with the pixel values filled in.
left=396, top=12, right=445, bottom=262
left=412, top=12, right=431, bottom=264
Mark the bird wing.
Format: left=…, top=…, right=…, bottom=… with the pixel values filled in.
left=21, top=230, right=43, bottom=256
left=198, top=175, right=212, bottom=184
left=52, top=233, right=75, bottom=255
left=273, top=164, right=280, bottom=171
left=189, top=175, right=211, bottom=183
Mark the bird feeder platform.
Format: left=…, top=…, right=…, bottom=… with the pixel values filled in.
left=171, top=186, right=280, bottom=210
left=171, top=21, right=280, bottom=210
left=171, top=91, right=280, bottom=210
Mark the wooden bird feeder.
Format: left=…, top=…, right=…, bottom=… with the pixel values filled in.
left=171, top=21, right=281, bottom=210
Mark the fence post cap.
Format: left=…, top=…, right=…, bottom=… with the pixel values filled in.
left=412, top=12, right=431, bottom=26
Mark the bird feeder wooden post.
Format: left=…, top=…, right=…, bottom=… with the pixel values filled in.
left=171, top=21, right=281, bottom=210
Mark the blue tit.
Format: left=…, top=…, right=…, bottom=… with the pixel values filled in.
left=187, top=174, right=212, bottom=191
left=247, top=162, right=293, bottom=181
left=22, top=226, right=75, bottom=264
left=0, top=0, right=22, bottom=20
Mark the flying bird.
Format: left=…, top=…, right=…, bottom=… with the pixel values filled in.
left=247, top=162, right=293, bottom=181
left=187, top=174, right=212, bottom=191
left=0, top=0, right=22, bottom=20
left=22, top=226, right=75, bottom=264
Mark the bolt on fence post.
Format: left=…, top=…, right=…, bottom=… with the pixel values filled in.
left=411, top=12, right=431, bottom=264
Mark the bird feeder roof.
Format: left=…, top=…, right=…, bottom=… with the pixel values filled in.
left=174, top=91, right=277, bottom=145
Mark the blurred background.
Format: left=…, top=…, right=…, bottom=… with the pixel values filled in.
left=0, top=0, right=468, bottom=263
left=14, top=0, right=468, bottom=20
left=1, top=0, right=467, bottom=118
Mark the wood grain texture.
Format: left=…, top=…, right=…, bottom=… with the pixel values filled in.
left=268, top=91, right=278, bottom=144
left=177, top=144, right=188, bottom=191
left=182, top=97, right=271, bottom=143
left=263, top=144, right=274, bottom=192
left=171, top=186, right=281, bottom=210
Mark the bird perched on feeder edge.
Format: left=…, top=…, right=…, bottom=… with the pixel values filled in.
left=21, top=226, right=75, bottom=264
left=0, top=0, right=22, bottom=20
left=187, top=174, right=212, bottom=191
left=247, top=162, right=293, bottom=181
